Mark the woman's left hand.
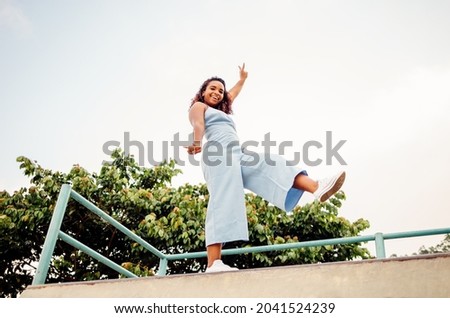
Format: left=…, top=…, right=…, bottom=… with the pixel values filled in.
left=239, top=63, right=248, bottom=81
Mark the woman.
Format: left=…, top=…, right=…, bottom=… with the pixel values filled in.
left=187, top=64, right=345, bottom=273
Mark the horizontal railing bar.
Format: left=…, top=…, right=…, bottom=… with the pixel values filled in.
left=382, top=227, right=450, bottom=240
left=165, top=227, right=450, bottom=261
left=166, top=234, right=376, bottom=261
left=69, top=189, right=167, bottom=260
left=58, top=231, right=138, bottom=279
left=165, top=251, right=207, bottom=261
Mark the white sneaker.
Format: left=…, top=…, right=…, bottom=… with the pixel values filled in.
left=313, top=171, right=346, bottom=203
left=205, top=260, right=239, bottom=273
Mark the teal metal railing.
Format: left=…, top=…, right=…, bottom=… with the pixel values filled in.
left=32, top=184, right=450, bottom=285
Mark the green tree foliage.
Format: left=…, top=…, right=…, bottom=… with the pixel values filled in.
left=0, top=149, right=371, bottom=297
left=418, top=234, right=450, bottom=254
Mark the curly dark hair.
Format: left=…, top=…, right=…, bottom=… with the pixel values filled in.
left=190, top=77, right=233, bottom=114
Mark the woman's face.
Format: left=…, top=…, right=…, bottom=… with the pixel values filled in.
left=202, top=80, right=225, bottom=106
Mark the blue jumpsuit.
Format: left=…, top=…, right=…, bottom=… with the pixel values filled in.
left=201, top=106, right=307, bottom=246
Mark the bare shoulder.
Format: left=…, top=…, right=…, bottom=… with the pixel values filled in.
left=190, top=102, right=208, bottom=113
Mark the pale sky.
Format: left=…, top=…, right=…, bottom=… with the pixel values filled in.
left=1, top=0, right=450, bottom=256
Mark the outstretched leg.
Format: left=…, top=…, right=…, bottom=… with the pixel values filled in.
left=292, top=174, right=319, bottom=193
left=293, top=171, right=346, bottom=202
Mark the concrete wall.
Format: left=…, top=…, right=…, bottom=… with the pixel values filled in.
left=20, top=253, right=450, bottom=298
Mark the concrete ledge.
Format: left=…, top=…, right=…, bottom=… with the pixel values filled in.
left=20, top=253, right=450, bottom=298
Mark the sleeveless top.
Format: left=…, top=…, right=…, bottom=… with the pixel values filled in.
left=204, top=106, right=239, bottom=146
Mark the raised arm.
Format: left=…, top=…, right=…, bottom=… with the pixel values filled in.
left=228, top=63, right=248, bottom=102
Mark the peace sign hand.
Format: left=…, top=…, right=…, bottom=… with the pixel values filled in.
left=238, top=63, right=248, bottom=81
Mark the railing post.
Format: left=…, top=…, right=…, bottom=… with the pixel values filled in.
left=374, top=232, right=386, bottom=259
left=157, top=258, right=168, bottom=276
left=32, top=184, right=72, bottom=285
